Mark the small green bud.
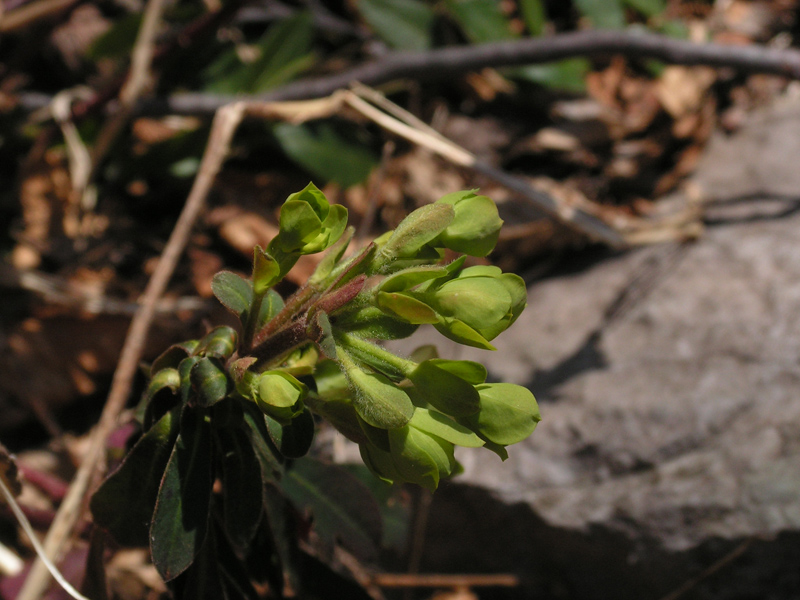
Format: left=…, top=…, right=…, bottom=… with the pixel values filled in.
left=252, top=246, right=280, bottom=294
left=193, top=326, right=238, bottom=359
left=433, top=190, right=503, bottom=257
left=460, top=383, right=540, bottom=446
left=271, top=183, right=348, bottom=255
left=346, top=366, right=414, bottom=429
left=407, top=360, right=482, bottom=417
left=377, top=203, right=454, bottom=262
left=257, top=371, right=307, bottom=409
left=387, top=424, right=456, bottom=491
left=427, top=266, right=526, bottom=349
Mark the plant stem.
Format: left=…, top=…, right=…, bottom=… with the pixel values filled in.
left=336, top=332, right=416, bottom=380
left=251, top=319, right=311, bottom=370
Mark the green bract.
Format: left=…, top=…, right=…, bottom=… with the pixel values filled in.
left=270, top=182, right=348, bottom=255
left=433, top=190, right=503, bottom=257
left=460, top=383, right=541, bottom=445
left=427, top=265, right=527, bottom=349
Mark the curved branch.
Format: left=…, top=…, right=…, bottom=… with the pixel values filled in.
left=153, top=29, right=800, bottom=115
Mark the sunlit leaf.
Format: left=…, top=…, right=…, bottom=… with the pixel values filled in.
left=410, top=408, right=484, bottom=447
left=273, top=123, right=378, bottom=188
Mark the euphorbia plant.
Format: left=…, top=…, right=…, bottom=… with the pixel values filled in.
left=90, top=184, right=539, bottom=598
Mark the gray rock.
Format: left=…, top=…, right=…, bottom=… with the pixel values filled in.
left=386, top=93, right=800, bottom=598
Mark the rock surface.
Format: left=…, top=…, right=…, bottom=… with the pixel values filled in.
left=387, top=92, right=800, bottom=599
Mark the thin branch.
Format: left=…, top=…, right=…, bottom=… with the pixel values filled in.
left=0, top=0, right=78, bottom=33
left=342, top=89, right=626, bottom=246
left=88, top=0, right=168, bottom=179
left=142, top=29, right=800, bottom=115
left=15, top=102, right=247, bottom=600
left=656, top=538, right=754, bottom=600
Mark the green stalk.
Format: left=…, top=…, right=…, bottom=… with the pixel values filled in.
left=336, top=332, right=416, bottom=380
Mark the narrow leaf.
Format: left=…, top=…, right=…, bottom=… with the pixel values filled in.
left=282, top=458, right=382, bottom=560
left=190, top=357, right=232, bottom=407
left=218, top=426, right=264, bottom=552
left=357, top=0, right=435, bottom=50
left=274, top=123, right=378, bottom=188
left=91, top=408, right=180, bottom=546
left=150, top=410, right=214, bottom=581
left=264, top=407, right=315, bottom=459
left=211, top=271, right=253, bottom=320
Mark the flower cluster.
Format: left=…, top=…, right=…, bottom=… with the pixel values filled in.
left=145, top=184, right=540, bottom=490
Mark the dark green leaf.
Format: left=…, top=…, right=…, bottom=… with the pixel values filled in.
left=217, top=426, right=264, bottom=553
left=519, top=0, right=546, bottom=35
left=91, top=408, right=181, bottom=547
left=150, top=341, right=199, bottom=376
left=87, top=13, right=141, bottom=59
left=264, top=406, right=315, bottom=458
left=140, top=368, right=181, bottom=428
left=256, top=289, right=285, bottom=330
left=357, top=0, right=435, bottom=50
left=203, top=12, right=315, bottom=94
left=446, top=0, right=514, bottom=43
left=169, top=529, right=226, bottom=600
left=282, top=458, right=382, bottom=560
left=273, top=123, right=378, bottom=188
left=574, top=0, right=626, bottom=29
left=341, top=464, right=411, bottom=552
left=211, top=271, right=253, bottom=320
left=151, top=409, right=214, bottom=581
left=623, top=0, right=666, bottom=17
left=194, top=326, right=238, bottom=360
left=190, top=358, right=231, bottom=407
left=242, top=406, right=283, bottom=482
left=179, top=357, right=202, bottom=404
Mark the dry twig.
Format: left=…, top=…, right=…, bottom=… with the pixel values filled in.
left=16, top=102, right=247, bottom=600
left=139, top=30, right=800, bottom=115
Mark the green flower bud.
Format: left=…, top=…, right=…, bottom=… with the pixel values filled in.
left=407, top=359, right=484, bottom=417
left=460, top=383, right=540, bottom=446
left=346, top=365, right=414, bottom=429
left=257, top=371, right=307, bottom=409
left=271, top=182, right=348, bottom=255
left=376, top=203, right=454, bottom=263
left=387, top=424, right=456, bottom=491
left=254, top=371, right=308, bottom=423
left=427, top=266, right=526, bottom=349
left=433, top=190, right=503, bottom=257
left=193, top=326, right=238, bottom=359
